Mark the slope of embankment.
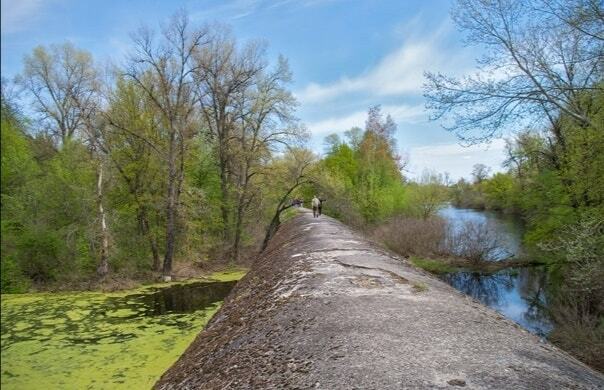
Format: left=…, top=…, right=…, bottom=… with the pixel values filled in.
left=155, top=210, right=604, bottom=389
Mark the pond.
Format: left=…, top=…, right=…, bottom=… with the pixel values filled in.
left=437, top=206, right=553, bottom=336
left=0, top=271, right=244, bottom=389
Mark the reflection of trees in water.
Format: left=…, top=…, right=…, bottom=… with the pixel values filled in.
left=443, top=267, right=553, bottom=336
left=516, top=267, right=552, bottom=334
left=443, top=271, right=514, bottom=306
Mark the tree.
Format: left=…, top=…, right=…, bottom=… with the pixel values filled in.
left=408, top=170, right=448, bottom=220
left=471, top=163, right=491, bottom=184
left=261, top=148, right=315, bottom=250
left=104, top=79, right=165, bottom=271
left=17, top=43, right=99, bottom=145
left=17, top=43, right=111, bottom=279
left=424, top=0, right=604, bottom=143
left=194, top=29, right=264, bottom=247
left=229, top=56, right=301, bottom=261
left=124, top=12, right=208, bottom=280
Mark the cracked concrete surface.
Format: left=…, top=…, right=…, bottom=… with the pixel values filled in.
left=155, top=210, right=604, bottom=389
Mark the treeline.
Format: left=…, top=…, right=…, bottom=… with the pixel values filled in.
left=1, top=12, right=314, bottom=292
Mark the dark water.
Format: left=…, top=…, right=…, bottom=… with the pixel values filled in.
left=437, top=206, right=553, bottom=336
left=129, top=281, right=237, bottom=316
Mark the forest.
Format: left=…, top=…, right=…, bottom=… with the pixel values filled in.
left=1, top=0, right=602, bottom=373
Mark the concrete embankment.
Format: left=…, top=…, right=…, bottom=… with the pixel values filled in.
left=155, top=210, right=604, bottom=389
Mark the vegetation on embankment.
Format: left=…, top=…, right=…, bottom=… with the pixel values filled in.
left=0, top=270, right=245, bottom=389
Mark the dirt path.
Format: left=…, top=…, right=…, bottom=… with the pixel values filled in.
left=155, top=210, right=604, bottom=389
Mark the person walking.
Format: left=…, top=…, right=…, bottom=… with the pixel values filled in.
left=311, top=195, right=320, bottom=218
left=318, top=197, right=326, bottom=216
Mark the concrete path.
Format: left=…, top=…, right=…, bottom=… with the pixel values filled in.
left=156, top=210, right=604, bottom=389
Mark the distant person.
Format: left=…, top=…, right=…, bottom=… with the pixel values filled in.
left=318, top=197, right=326, bottom=216
left=311, top=195, right=320, bottom=218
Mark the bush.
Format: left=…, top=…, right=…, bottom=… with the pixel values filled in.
left=0, top=255, right=30, bottom=293
left=548, top=294, right=604, bottom=372
left=445, top=220, right=510, bottom=262
left=372, top=216, right=447, bottom=257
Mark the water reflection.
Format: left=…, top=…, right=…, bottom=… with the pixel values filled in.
left=438, top=206, right=553, bottom=336
left=438, top=205, right=524, bottom=260
left=442, top=267, right=552, bottom=336
left=130, top=281, right=236, bottom=316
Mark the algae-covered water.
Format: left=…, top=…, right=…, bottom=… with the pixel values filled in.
left=1, top=271, right=245, bottom=390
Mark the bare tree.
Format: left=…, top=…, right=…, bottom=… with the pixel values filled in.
left=471, top=163, right=491, bottom=184
left=17, top=43, right=99, bottom=145
left=230, top=56, right=301, bottom=262
left=124, top=11, right=208, bottom=281
left=193, top=30, right=264, bottom=246
left=424, top=0, right=604, bottom=143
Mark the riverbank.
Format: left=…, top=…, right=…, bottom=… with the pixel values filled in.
left=8, top=264, right=248, bottom=294
left=1, top=270, right=246, bottom=389
left=410, top=255, right=550, bottom=274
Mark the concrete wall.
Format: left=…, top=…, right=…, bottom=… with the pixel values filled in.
left=155, top=210, right=604, bottom=389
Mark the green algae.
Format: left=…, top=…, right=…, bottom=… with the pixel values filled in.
left=206, top=268, right=247, bottom=282
left=1, top=270, right=245, bottom=389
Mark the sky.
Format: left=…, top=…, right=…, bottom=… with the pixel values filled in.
left=1, top=0, right=508, bottom=180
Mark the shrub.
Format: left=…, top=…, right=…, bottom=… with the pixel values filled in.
left=372, top=216, right=447, bottom=257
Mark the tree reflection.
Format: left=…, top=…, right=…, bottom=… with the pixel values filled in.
left=442, top=271, right=513, bottom=306
left=442, top=267, right=553, bottom=336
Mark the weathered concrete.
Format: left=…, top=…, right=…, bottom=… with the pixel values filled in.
left=156, top=210, right=604, bottom=389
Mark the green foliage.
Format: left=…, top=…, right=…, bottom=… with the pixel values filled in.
left=405, top=171, right=448, bottom=219
left=481, top=173, right=519, bottom=212
left=317, top=107, right=407, bottom=225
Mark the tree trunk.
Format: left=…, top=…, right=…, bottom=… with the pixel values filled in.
left=138, top=206, right=161, bottom=272
left=262, top=211, right=282, bottom=252
left=163, top=135, right=178, bottom=281
left=96, top=161, right=110, bottom=279
left=232, top=198, right=245, bottom=263
left=261, top=182, right=302, bottom=251
left=219, top=150, right=231, bottom=243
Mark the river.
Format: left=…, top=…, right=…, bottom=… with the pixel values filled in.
left=437, top=205, right=553, bottom=336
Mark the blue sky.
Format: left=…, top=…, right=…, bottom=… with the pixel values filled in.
left=1, top=0, right=507, bottom=180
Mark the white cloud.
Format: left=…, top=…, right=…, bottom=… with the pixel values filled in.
left=407, top=139, right=507, bottom=181
left=1, top=0, right=51, bottom=34
left=295, top=22, right=472, bottom=104
left=306, top=103, right=426, bottom=136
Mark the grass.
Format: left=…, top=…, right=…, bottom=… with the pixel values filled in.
left=410, top=257, right=459, bottom=274
left=280, top=206, right=300, bottom=223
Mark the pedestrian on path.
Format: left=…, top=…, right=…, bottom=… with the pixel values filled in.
left=312, top=195, right=320, bottom=218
